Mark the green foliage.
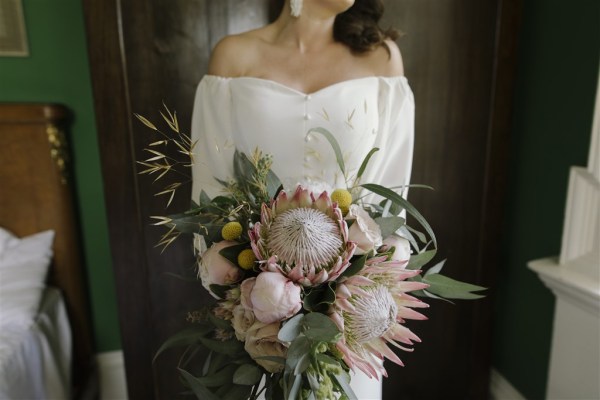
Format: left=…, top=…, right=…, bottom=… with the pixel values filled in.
left=303, top=282, right=337, bottom=313
left=308, top=127, right=346, bottom=179
left=278, top=313, right=356, bottom=400
left=361, top=183, right=437, bottom=248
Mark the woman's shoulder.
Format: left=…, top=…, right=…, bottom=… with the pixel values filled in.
left=207, top=27, right=273, bottom=77
left=359, top=39, right=405, bottom=78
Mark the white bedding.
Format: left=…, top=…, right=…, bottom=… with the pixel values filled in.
left=0, top=287, right=72, bottom=400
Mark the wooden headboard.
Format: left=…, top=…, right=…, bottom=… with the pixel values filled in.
left=0, top=103, right=96, bottom=398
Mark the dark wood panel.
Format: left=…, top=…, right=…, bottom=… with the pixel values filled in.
left=85, top=0, right=520, bottom=398
left=381, top=0, right=521, bottom=398
left=85, top=1, right=269, bottom=398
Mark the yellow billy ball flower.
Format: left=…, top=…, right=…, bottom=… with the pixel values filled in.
left=331, top=188, right=352, bottom=214
left=237, top=249, right=257, bottom=270
left=222, top=221, right=243, bottom=240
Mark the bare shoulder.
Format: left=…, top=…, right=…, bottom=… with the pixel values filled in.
left=361, top=39, right=405, bottom=77
left=207, top=28, right=268, bottom=77
left=383, top=39, right=405, bottom=76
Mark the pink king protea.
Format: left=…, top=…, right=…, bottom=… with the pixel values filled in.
left=249, top=186, right=357, bottom=286
left=330, top=256, right=430, bottom=379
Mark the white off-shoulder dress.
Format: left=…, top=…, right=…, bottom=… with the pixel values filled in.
left=191, top=75, right=415, bottom=400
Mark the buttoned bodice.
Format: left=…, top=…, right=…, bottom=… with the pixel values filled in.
left=191, top=75, right=414, bottom=202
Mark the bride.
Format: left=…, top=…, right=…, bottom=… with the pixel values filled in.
left=191, top=0, right=415, bottom=398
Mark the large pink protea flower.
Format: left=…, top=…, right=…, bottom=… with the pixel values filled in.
left=249, top=186, right=357, bottom=286
left=330, top=256, right=429, bottom=378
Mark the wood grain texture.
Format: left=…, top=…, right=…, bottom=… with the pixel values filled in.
left=0, top=103, right=96, bottom=398
left=85, top=1, right=269, bottom=398
left=380, top=0, right=521, bottom=398
left=85, top=0, right=520, bottom=398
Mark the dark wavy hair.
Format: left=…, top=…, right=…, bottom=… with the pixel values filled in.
left=270, top=0, right=399, bottom=53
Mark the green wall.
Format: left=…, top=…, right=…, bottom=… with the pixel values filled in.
left=0, top=0, right=121, bottom=352
left=493, top=0, right=599, bottom=398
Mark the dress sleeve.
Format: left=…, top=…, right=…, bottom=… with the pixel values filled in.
left=362, top=77, right=415, bottom=203
left=190, top=76, right=235, bottom=201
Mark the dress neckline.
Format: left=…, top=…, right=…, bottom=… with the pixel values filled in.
left=203, top=74, right=408, bottom=97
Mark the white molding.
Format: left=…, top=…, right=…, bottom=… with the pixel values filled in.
left=588, top=65, right=600, bottom=180
left=490, top=368, right=526, bottom=400
left=97, top=350, right=128, bottom=400
left=559, top=167, right=600, bottom=264
left=529, top=257, right=600, bottom=315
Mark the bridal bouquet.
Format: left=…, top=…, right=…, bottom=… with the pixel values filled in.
left=137, top=108, right=485, bottom=400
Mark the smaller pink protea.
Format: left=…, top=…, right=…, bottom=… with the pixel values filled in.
left=249, top=186, right=357, bottom=286
left=330, top=256, right=430, bottom=378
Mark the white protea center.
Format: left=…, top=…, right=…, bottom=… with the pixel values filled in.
left=346, top=285, right=398, bottom=344
left=267, top=207, right=343, bottom=268
left=250, top=187, right=357, bottom=286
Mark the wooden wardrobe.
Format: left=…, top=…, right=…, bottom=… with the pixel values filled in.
left=84, top=1, right=522, bottom=398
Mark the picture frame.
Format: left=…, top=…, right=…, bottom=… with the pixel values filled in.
left=0, top=0, right=29, bottom=57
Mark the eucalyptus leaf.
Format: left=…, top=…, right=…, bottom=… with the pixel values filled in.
left=194, top=364, right=237, bottom=387
left=422, top=273, right=487, bottom=299
left=153, top=326, right=212, bottom=362
left=278, top=314, right=304, bottom=342
left=416, top=289, right=455, bottom=303
left=303, top=312, right=341, bottom=343
left=199, top=190, right=212, bottom=207
left=398, top=225, right=419, bottom=252
left=356, top=147, right=380, bottom=183
left=424, top=259, right=446, bottom=276
left=306, top=371, right=320, bottom=393
left=233, top=364, right=263, bottom=385
left=379, top=198, right=403, bottom=216
left=332, top=370, right=358, bottom=400
left=309, top=127, right=346, bottom=177
left=294, top=353, right=311, bottom=375
left=406, top=225, right=427, bottom=244
left=374, top=216, right=406, bottom=238
left=207, top=352, right=231, bottom=375
left=288, top=373, right=302, bottom=400
left=361, top=183, right=437, bottom=248
left=179, top=368, right=220, bottom=400
left=222, top=384, right=253, bottom=400
left=266, top=170, right=282, bottom=199
left=406, top=249, right=437, bottom=270
left=286, top=335, right=311, bottom=370
left=254, top=355, right=286, bottom=365
left=199, top=337, right=244, bottom=356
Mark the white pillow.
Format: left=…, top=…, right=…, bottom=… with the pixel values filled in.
left=0, top=228, right=55, bottom=325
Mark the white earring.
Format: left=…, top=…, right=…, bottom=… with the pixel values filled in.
left=290, top=0, right=303, bottom=17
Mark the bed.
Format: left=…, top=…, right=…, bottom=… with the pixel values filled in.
left=0, top=104, right=97, bottom=399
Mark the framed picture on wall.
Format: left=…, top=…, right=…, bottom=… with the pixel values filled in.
left=0, top=0, right=29, bottom=57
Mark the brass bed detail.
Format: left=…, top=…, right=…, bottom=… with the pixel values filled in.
left=0, top=103, right=97, bottom=398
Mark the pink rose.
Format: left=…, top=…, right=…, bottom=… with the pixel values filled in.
left=244, top=321, right=287, bottom=373
left=248, top=272, right=302, bottom=324
left=346, top=204, right=382, bottom=255
left=198, top=240, right=243, bottom=298
left=382, top=234, right=412, bottom=262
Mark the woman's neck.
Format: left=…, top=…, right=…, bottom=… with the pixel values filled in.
left=271, top=5, right=338, bottom=53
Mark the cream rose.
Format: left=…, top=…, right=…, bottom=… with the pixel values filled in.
left=198, top=240, right=243, bottom=298
left=382, top=234, right=412, bottom=262
left=346, top=204, right=383, bottom=255
left=248, top=272, right=302, bottom=324
left=231, top=304, right=256, bottom=341
left=244, top=321, right=287, bottom=373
